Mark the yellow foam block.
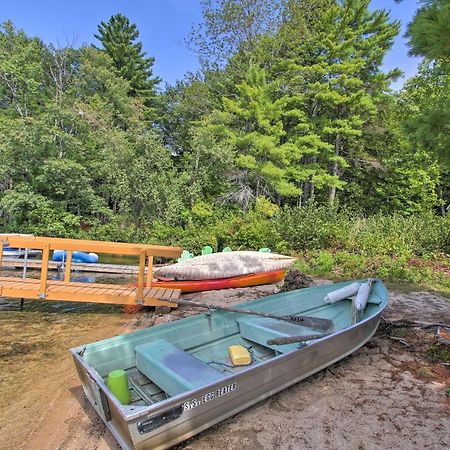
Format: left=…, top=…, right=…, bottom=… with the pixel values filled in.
left=228, top=345, right=251, bottom=366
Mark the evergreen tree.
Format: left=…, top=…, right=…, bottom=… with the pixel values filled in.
left=398, top=61, right=450, bottom=212
left=211, top=66, right=299, bottom=208
left=405, top=0, right=450, bottom=167
left=273, top=0, right=400, bottom=206
left=95, top=13, right=160, bottom=120
left=406, top=0, right=450, bottom=60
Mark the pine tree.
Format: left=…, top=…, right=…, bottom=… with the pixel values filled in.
left=405, top=0, right=450, bottom=164
left=406, top=0, right=450, bottom=61
left=95, top=14, right=160, bottom=120
left=211, top=65, right=299, bottom=208
left=273, top=0, right=400, bottom=206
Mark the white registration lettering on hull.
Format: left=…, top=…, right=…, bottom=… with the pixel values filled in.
left=183, top=382, right=237, bottom=412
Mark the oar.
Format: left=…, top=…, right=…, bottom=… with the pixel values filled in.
left=167, top=298, right=334, bottom=331
left=267, top=332, right=334, bottom=346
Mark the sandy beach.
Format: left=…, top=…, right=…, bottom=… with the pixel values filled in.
left=0, top=282, right=449, bottom=450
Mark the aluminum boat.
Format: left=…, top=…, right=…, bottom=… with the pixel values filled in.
left=71, top=279, right=388, bottom=450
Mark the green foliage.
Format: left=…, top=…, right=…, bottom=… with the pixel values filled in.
left=160, top=77, right=217, bottom=154
left=0, top=186, right=80, bottom=236
left=0, top=4, right=450, bottom=298
left=405, top=1, right=450, bottom=182
left=406, top=0, right=450, bottom=60
left=35, top=158, right=101, bottom=216
left=296, top=249, right=450, bottom=293
left=95, top=13, right=161, bottom=121
left=276, top=203, right=349, bottom=250
left=224, top=208, right=285, bottom=253
left=272, top=0, right=401, bottom=205
left=189, top=0, right=280, bottom=69
left=191, top=201, right=214, bottom=219
left=400, top=62, right=450, bottom=166
left=426, top=343, right=450, bottom=363
left=0, top=21, right=49, bottom=117
left=212, top=65, right=299, bottom=203
left=179, top=122, right=234, bottom=205
left=313, top=251, right=335, bottom=274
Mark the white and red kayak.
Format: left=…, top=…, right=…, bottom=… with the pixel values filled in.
left=152, top=270, right=287, bottom=293
left=153, top=251, right=295, bottom=281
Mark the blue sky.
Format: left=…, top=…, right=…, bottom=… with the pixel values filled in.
left=0, top=0, right=421, bottom=89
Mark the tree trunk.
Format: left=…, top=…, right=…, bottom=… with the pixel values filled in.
left=298, top=183, right=303, bottom=207
left=302, top=156, right=316, bottom=204
left=438, top=185, right=445, bottom=216
left=329, top=133, right=341, bottom=206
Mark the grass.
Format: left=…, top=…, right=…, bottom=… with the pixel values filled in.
left=426, top=343, right=450, bottom=363
left=294, top=250, right=450, bottom=295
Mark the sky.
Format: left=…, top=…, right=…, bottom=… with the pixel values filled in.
left=0, top=0, right=422, bottom=89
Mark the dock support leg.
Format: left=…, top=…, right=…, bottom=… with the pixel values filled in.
left=146, top=256, right=153, bottom=287
left=20, top=298, right=24, bottom=310
left=64, top=250, right=73, bottom=283
left=136, top=251, right=146, bottom=304
left=39, top=244, right=50, bottom=299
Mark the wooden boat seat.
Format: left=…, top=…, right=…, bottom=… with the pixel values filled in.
left=237, top=317, right=314, bottom=353
left=135, top=339, right=226, bottom=397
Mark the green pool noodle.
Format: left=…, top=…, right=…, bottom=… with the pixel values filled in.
left=107, top=369, right=132, bottom=405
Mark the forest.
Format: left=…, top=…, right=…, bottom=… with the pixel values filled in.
left=0, top=0, right=449, bottom=290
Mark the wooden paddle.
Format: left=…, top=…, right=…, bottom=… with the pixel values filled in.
left=267, top=332, right=334, bottom=346
left=167, top=298, right=334, bottom=331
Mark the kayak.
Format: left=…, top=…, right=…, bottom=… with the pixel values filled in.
left=152, top=270, right=287, bottom=293
left=52, top=250, right=99, bottom=264
left=71, top=278, right=388, bottom=450
left=154, top=251, right=295, bottom=280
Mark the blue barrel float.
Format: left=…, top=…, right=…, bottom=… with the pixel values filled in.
left=52, top=250, right=99, bottom=264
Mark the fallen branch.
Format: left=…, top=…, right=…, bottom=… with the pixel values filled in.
left=387, top=336, right=410, bottom=347
left=381, top=317, right=450, bottom=330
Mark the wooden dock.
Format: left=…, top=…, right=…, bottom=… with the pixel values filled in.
left=0, top=235, right=183, bottom=307
left=1, top=258, right=148, bottom=275
left=0, top=276, right=180, bottom=306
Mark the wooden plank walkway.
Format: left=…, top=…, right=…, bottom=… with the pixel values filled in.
left=1, top=258, right=147, bottom=274
left=0, top=276, right=181, bottom=307
left=0, top=235, right=183, bottom=307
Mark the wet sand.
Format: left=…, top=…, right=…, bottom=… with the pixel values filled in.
left=0, top=281, right=449, bottom=450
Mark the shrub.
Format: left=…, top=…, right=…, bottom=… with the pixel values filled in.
left=276, top=203, right=351, bottom=251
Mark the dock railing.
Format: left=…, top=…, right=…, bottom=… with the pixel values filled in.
left=0, top=235, right=182, bottom=305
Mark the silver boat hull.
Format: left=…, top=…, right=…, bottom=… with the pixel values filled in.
left=71, top=306, right=384, bottom=450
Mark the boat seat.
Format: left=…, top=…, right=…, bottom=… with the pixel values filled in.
left=237, top=317, right=313, bottom=353
left=135, top=339, right=226, bottom=397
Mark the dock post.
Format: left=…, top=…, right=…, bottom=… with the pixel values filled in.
left=20, top=248, right=29, bottom=310
left=22, top=248, right=29, bottom=278
left=0, top=241, right=3, bottom=273
left=39, top=244, right=50, bottom=299
left=64, top=250, right=73, bottom=283
left=146, top=255, right=153, bottom=287
left=136, top=251, right=146, bottom=304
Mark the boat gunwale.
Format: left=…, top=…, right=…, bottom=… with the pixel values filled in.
left=70, top=280, right=388, bottom=423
